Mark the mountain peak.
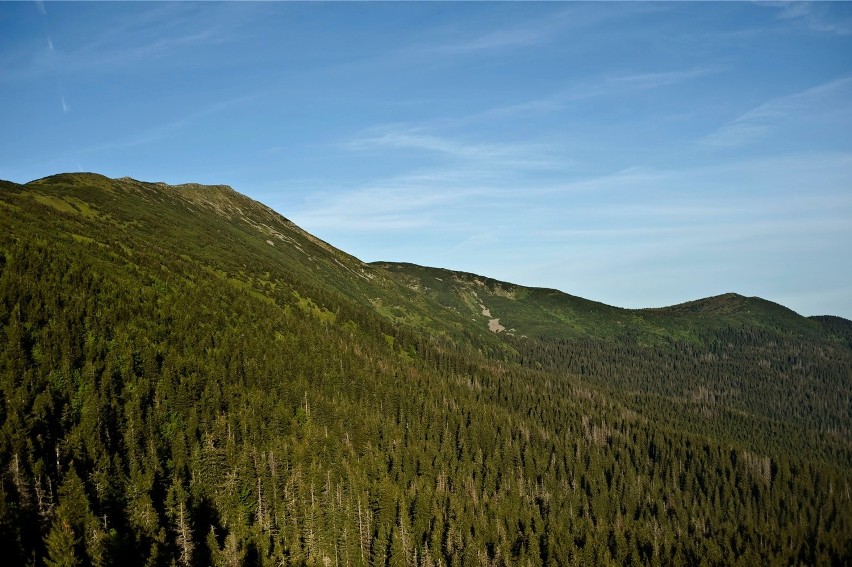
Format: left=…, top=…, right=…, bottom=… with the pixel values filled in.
left=28, top=171, right=113, bottom=186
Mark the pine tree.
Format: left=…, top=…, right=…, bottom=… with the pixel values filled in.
left=43, top=510, right=80, bottom=567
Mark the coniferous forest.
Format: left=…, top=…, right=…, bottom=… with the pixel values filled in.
left=1, top=173, right=850, bottom=566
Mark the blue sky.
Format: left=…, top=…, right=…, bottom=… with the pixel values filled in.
left=2, top=2, right=851, bottom=318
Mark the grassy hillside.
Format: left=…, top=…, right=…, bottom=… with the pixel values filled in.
left=372, top=263, right=832, bottom=344
left=17, top=173, right=398, bottom=304
left=1, top=174, right=849, bottom=566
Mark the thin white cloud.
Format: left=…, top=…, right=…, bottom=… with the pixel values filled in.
left=346, top=126, right=560, bottom=170
left=131, top=28, right=220, bottom=59
left=292, top=177, right=489, bottom=232
left=701, top=77, right=852, bottom=148
left=340, top=65, right=715, bottom=176
left=2, top=4, right=234, bottom=84
left=34, top=0, right=46, bottom=15
left=328, top=140, right=852, bottom=241
left=430, top=66, right=721, bottom=128
left=772, top=1, right=852, bottom=36
left=542, top=66, right=722, bottom=108
left=421, top=3, right=663, bottom=56
left=548, top=158, right=852, bottom=267
left=541, top=216, right=850, bottom=248
left=291, top=151, right=852, bottom=243
left=430, top=22, right=557, bottom=54
left=419, top=8, right=577, bottom=55
left=603, top=67, right=721, bottom=91
left=60, top=96, right=69, bottom=113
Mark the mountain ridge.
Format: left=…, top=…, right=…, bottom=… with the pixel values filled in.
left=14, top=173, right=848, bottom=333
left=7, top=172, right=848, bottom=350
left=371, top=260, right=841, bottom=345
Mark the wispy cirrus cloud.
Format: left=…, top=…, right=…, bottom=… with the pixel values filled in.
left=770, top=1, right=852, bottom=36
left=290, top=171, right=492, bottom=232
left=602, top=67, right=719, bottom=91
left=418, top=2, right=662, bottom=56
left=288, top=127, right=562, bottom=233
left=2, top=3, right=233, bottom=84
left=433, top=66, right=721, bottom=127
left=701, top=77, right=852, bottom=148
left=293, top=149, right=852, bottom=237
left=418, top=8, right=577, bottom=55
left=430, top=21, right=556, bottom=54
left=345, top=125, right=562, bottom=170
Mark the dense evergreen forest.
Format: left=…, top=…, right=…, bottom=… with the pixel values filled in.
left=1, top=173, right=849, bottom=565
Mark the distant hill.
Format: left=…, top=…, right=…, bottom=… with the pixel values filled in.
left=1, top=173, right=849, bottom=566
left=373, top=262, right=836, bottom=344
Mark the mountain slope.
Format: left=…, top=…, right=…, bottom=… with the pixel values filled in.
left=372, top=262, right=834, bottom=344
left=1, top=174, right=849, bottom=566
left=11, top=173, right=513, bottom=355
left=18, top=172, right=393, bottom=303
left=8, top=172, right=842, bottom=350
left=375, top=262, right=852, bottom=462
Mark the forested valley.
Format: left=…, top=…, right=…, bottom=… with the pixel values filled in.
left=1, top=174, right=849, bottom=566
